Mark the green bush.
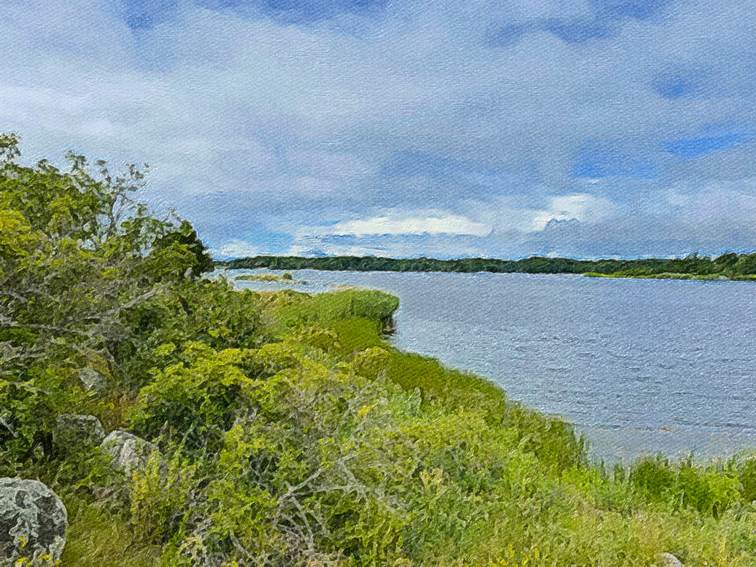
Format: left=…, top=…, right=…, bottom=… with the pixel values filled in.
left=129, top=343, right=259, bottom=451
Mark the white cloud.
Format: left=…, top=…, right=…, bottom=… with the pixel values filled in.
left=321, top=212, right=492, bottom=237
left=1, top=0, right=755, bottom=257
left=532, top=194, right=617, bottom=231
left=213, top=239, right=259, bottom=258
left=288, top=242, right=390, bottom=257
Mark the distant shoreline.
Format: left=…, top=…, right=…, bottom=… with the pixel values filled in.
left=219, top=253, right=756, bottom=280
left=583, top=271, right=756, bottom=281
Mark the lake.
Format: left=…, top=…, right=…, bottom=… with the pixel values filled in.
left=230, top=269, right=756, bottom=463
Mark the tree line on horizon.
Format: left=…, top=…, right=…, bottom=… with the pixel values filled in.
left=221, top=252, right=756, bottom=277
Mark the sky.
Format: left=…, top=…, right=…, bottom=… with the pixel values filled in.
left=2, top=0, right=755, bottom=259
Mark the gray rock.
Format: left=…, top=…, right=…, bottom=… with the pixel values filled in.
left=101, top=430, right=159, bottom=476
left=658, top=552, right=684, bottom=567
left=53, top=414, right=106, bottom=455
left=78, top=367, right=107, bottom=394
left=0, top=478, right=68, bottom=564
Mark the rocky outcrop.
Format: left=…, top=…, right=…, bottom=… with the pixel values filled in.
left=78, top=367, right=107, bottom=394
left=658, top=552, right=684, bottom=566
left=0, top=478, right=68, bottom=565
left=101, top=430, right=159, bottom=476
left=53, top=414, right=106, bottom=455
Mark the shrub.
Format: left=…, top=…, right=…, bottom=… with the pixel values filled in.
left=130, top=450, right=199, bottom=543
left=129, top=343, right=259, bottom=451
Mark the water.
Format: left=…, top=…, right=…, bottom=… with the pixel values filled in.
left=229, top=269, right=756, bottom=463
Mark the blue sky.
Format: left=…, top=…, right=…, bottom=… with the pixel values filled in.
left=2, top=0, right=755, bottom=258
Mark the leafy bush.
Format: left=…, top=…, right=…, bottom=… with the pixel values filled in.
left=115, top=280, right=266, bottom=388
left=129, top=343, right=259, bottom=451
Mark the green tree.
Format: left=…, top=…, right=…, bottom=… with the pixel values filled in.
left=0, top=133, right=207, bottom=461
left=153, top=220, right=214, bottom=278
left=714, top=252, right=739, bottom=273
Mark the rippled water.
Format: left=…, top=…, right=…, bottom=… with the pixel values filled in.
left=230, top=269, right=756, bottom=462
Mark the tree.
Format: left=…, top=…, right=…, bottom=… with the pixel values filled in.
left=153, top=220, right=214, bottom=277
left=0, top=133, right=206, bottom=460
left=733, top=253, right=756, bottom=276
left=713, top=252, right=739, bottom=274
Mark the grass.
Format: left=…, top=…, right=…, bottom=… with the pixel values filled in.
left=61, top=503, right=161, bottom=566
left=583, top=271, right=756, bottom=281
left=270, top=288, right=400, bottom=331
left=234, top=271, right=297, bottom=282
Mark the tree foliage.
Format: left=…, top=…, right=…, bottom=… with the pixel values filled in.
left=0, top=134, right=213, bottom=462
left=224, top=252, right=756, bottom=278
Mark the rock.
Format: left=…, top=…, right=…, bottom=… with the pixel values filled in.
left=78, top=367, right=107, bottom=394
left=101, top=430, right=159, bottom=476
left=0, top=478, right=68, bottom=564
left=658, top=552, right=684, bottom=566
left=53, top=414, right=106, bottom=455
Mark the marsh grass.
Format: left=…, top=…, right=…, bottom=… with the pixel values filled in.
left=235, top=272, right=298, bottom=283
left=584, top=271, right=756, bottom=281
left=61, top=504, right=162, bottom=567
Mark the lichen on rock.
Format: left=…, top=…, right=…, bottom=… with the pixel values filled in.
left=78, top=367, right=107, bottom=394
left=53, top=414, right=106, bottom=456
left=658, top=552, right=684, bottom=566
left=0, top=478, right=68, bottom=565
left=101, top=430, right=160, bottom=477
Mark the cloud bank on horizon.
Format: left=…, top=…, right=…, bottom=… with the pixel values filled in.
left=2, top=0, right=755, bottom=259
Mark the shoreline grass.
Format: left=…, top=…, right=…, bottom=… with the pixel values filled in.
left=234, top=271, right=299, bottom=283
left=583, top=271, right=756, bottom=281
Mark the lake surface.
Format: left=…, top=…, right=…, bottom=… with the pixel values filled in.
left=230, top=269, right=756, bottom=463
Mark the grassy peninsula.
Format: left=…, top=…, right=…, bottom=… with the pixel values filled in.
left=235, top=272, right=299, bottom=283
left=222, top=252, right=756, bottom=280
left=2, top=136, right=755, bottom=565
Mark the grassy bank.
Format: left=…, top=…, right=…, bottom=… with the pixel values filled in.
left=235, top=272, right=298, bottom=283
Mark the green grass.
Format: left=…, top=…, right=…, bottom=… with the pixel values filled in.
left=61, top=503, right=161, bottom=566
left=235, top=272, right=297, bottom=282
left=270, top=288, right=400, bottom=331
left=583, top=271, right=755, bottom=281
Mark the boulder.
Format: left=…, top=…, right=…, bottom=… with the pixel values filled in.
left=0, top=478, right=68, bottom=564
left=658, top=552, right=684, bottom=566
left=78, top=367, right=107, bottom=394
left=53, top=414, right=106, bottom=455
left=101, top=430, right=159, bottom=476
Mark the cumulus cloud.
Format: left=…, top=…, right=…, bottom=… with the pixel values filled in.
left=213, top=239, right=259, bottom=258
left=531, top=194, right=617, bottom=231
left=1, top=0, right=755, bottom=258
left=323, top=212, right=492, bottom=237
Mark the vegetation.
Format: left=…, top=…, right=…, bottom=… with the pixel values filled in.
left=583, top=271, right=756, bottom=281
left=222, top=252, right=756, bottom=279
left=235, top=272, right=299, bottom=283
left=1, top=135, right=754, bottom=565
